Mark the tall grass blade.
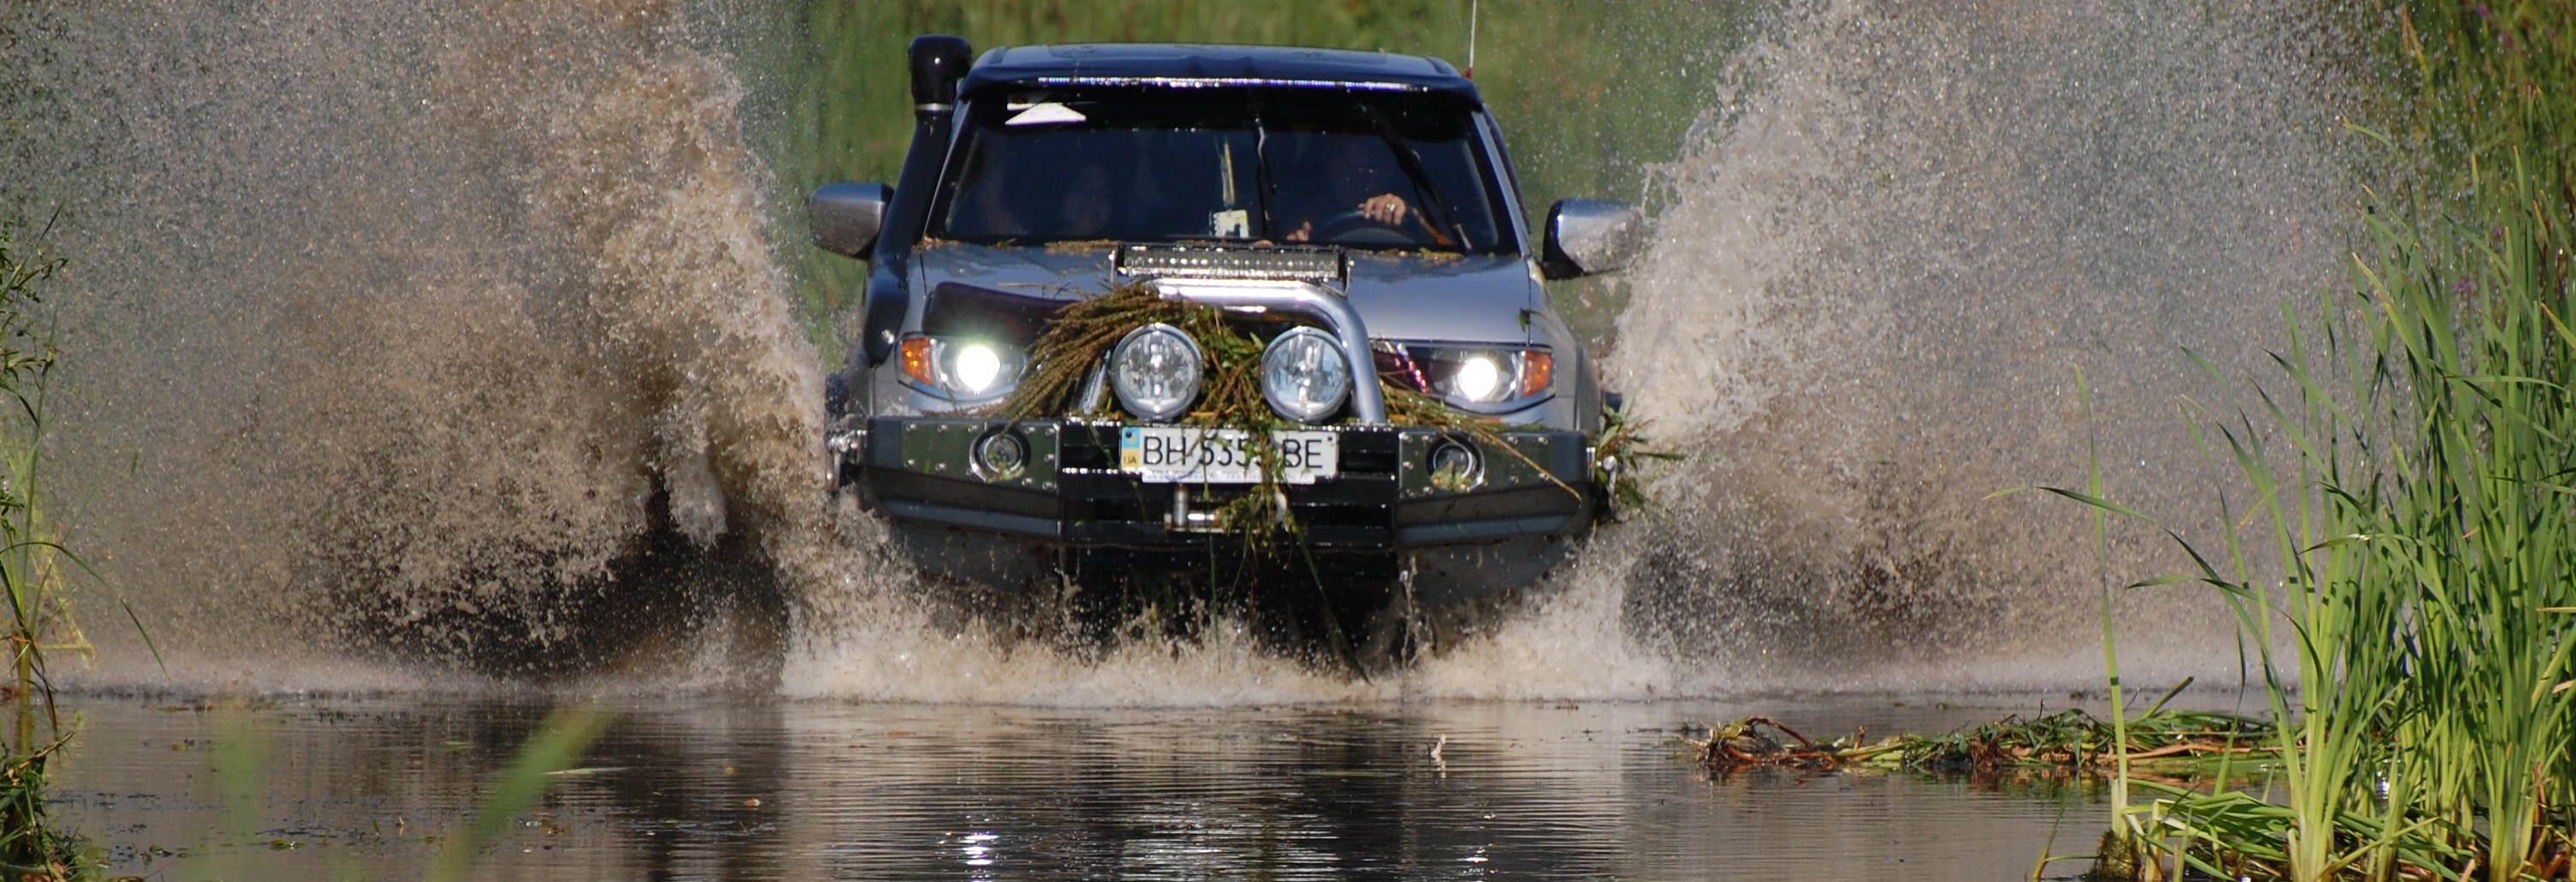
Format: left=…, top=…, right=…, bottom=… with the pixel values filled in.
left=426, top=706, right=614, bottom=882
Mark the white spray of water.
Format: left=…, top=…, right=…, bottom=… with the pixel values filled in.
left=1407, top=0, right=2354, bottom=699
left=9, top=0, right=2352, bottom=704
left=13, top=1, right=832, bottom=686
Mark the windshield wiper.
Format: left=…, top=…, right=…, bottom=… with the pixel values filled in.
left=1357, top=104, right=1469, bottom=249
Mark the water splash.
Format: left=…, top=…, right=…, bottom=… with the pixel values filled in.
left=7, top=0, right=2354, bottom=702
left=9, top=1, right=826, bottom=684
left=1418, top=0, right=2355, bottom=697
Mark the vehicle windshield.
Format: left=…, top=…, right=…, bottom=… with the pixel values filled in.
left=931, top=87, right=1513, bottom=253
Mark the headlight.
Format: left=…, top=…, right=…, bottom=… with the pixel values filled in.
left=1398, top=345, right=1553, bottom=408
left=1452, top=355, right=1504, bottom=401
left=898, top=336, right=1026, bottom=399
left=951, top=343, right=1005, bottom=393
left=1109, top=323, right=1203, bottom=421
left=1259, top=326, right=1351, bottom=424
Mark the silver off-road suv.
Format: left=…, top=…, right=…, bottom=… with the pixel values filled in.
left=810, top=36, right=1642, bottom=617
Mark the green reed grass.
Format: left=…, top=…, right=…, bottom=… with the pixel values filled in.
left=2040, top=2, right=2576, bottom=878
left=192, top=700, right=611, bottom=882
left=0, top=215, right=95, bottom=881
left=1998, top=369, right=2166, bottom=877
left=425, top=706, right=611, bottom=882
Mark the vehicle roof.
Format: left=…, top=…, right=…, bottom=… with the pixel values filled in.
left=959, top=44, right=1481, bottom=104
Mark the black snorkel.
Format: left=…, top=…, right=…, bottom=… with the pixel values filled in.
left=859, top=34, right=973, bottom=365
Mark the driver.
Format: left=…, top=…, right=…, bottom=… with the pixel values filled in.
left=1279, top=134, right=1455, bottom=247
left=1056, top=163, right=1114, bottom=238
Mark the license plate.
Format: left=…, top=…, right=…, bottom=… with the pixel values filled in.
left=1118, top=426, right=1339, bottom=484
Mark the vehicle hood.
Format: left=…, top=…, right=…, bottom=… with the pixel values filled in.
left=910, top=243, right=1541, bottom=346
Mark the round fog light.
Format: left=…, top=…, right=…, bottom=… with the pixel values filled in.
left=1110, top=324, right=1205, bottom=422
left=1260, top=326, right=1352, bottom=424
left=975, top=431, right=1028, bottom=480
left=1428, top=440, right=1482, bottom=492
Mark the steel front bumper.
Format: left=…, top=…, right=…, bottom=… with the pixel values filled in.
left=841, top=417, right=1594, bottom=551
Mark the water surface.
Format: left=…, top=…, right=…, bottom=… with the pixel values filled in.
left=64, top=692, right=2123, bottom=879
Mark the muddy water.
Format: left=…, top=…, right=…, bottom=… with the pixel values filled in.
left=2, top=0, right=848, bottom=688
left=1572, top=0, right=2353, bottom=690
left=61, top=692, right=2129, bottom=879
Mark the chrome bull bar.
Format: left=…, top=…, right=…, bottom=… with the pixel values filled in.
left=1144, top=277, right=1387, bottom=425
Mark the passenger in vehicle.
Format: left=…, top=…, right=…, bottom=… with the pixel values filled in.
left=950, top=148, right=1118, bottom=241
left=1055, top=163, right=1114, bottom=239
left=949, top=152, right=1035, bottom=238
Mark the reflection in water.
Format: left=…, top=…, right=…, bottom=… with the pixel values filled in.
left=59, top=694, right=2118, bottom=879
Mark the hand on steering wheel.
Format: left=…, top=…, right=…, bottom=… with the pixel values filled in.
left=1311, top=208, right=1416, bottom=246
left=1357, top=193, right=1410, bottom=226
left=1303, top=194, right=1431, bottom=246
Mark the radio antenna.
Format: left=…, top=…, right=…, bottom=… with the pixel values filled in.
left=1464, top=0, right=1480, bottom=78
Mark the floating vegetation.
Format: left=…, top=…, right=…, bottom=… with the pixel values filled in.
left=1679, top=706, right=2273, bottom=782
left=1678, top=716, right=1845, bottom=772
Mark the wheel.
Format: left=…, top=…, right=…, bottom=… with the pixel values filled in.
left=1312, top=209, right=1417, bottom=247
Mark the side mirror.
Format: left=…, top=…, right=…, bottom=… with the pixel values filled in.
left=1539, top=199, right=1645, bottom=280
left=809, top=182, right=892, bottom=258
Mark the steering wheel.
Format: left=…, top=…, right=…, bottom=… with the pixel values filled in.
left=1312, top=209, right=1419, bottom=247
